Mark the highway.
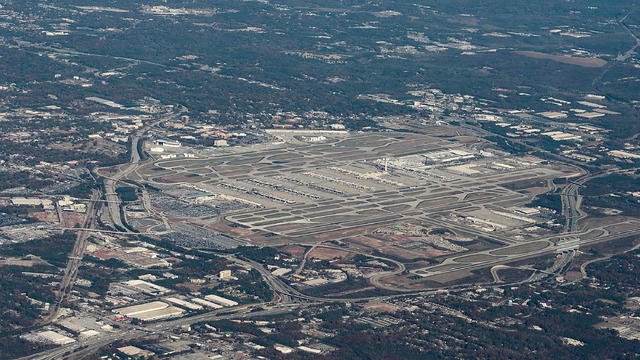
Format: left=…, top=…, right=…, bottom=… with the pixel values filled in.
left=226, top=255, right=306, bottom=303
left=411, top=226, right=640, bottom=278
left=26, top=303, right=306, bottom=360
left=22, top=119, right=638, bottom=359
left=41, top=191, right=101, bottom=325
left=26, top=218, right=640, bottom=359
left=102, top=136, right=141, bottom=231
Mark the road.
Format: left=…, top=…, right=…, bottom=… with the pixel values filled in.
left=102, top=136, right=141, bottom=231
left=563, top=167, right=639, bottom=233
left=41, top=191, right=101, bottom=324
left=295, top=244, right=318, bottom=275
left=592, top=9, right=640, bottom=96
left=31, top=218, right=639, bottom=360
left=616, top=13, right=640, bottom=62
left=411, top=225, right=640, bottom=279
left=226, top=255, right=305, bottom=303
left=22, top=113, right=638, bottom=359
left=25, top=303, right=306, bottom=360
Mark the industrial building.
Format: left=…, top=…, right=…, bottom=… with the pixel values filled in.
left=114, top=301, right=185, bottom=321
left=124, top=279, right=171, bottom=296
left=191, top=298, right=223, bottom=309
left=33, top=330, right=76, bottom=345
left=204, top=294, right=238, bottom=307
left=165, top=297, right=203, bottom=311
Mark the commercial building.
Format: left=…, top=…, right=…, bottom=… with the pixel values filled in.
left=10, top=197, right=54, bottom=209
left=204, top=294, right=238, bottom=307
left=34, top=330, right=75, bottom=345
left=609, top=150, right=640, bottom=160
left=155, top=139, right=181, bottom=148
left=219, top=270, right=232, bottom=280
left=541, top=131, right=582, bottom=141
left=118, top=345, right=155, bottom=357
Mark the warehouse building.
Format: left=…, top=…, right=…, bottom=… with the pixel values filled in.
left=113, top=301, right=185, bottom=321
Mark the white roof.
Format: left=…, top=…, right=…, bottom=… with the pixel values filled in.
left=36, top=331, right=75, bottom=345
left=204, top=294, right=238, bottom=307
left=114, top=301, right=168, bottom=317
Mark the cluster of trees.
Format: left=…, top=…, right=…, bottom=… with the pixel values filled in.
left=0, top=232, right=76, bottom=268
left=116, top=186, right=138, bottom=202
left=173, top=257, right=227, bottom=277
left=582, top=174, right=640, bottom=196
left=322, top=301, right=639, bottom=360
left=234, top=269, right=273, bottom=302
left=76, top=263, right=122, bottom=295
left=0, top=139, right=128, bottom=167
left=582, top=174, right=640, bottom=216
left=208, top=317, right=303, bottom=350
left=483, top=135, right=529, bottom=155
left=527, top=193, right=563, bottom=213
left=0, top=337, right=53, bottom=360
left=588, top=249, right=640, bottom=290
left=0, top=170, right=53, bottom=192
left=584, top=195, right=640, bottom=217
left=235, top=246, right=278, bottom=264
left=0, top=264, right=57, bottom=358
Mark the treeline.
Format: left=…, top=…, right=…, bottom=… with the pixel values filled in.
left=0, top=140, right=128, bottom=167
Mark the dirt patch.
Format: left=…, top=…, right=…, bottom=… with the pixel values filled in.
left=491, top=241, right=548, bottom=256
left=308, top=247, right=350, bottom=260
left=387, top=245, right=451, bottom=260
left=416, top=196, right=458, bottom=208
left=349, top=233, right=455, bottom=260
left=565, top=270, right=582, bottom=281
left=516, top=51, right=607, bottom=68
left=154, top=173, right=203, bottom=183
left=455, top=254, right=502, bottom=263
left=229, top=227, right=254, bottom=236
left=62, top=212, right=85, bottom=227
left=463, top=192, right=494, bottom=201
left=282, top=245, right=307, bottom=260
left=605, top=222, right=639, bottom=234
left=30, top=211, right=59, bottom=223
left=311, top=224, right=381, bottom=240
left=350, top=235, right=385, bottom=249
left=362, top=302, right=401, bottom=312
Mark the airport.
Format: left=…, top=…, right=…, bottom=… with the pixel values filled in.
left=123, top=131, right=640, bottom=288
